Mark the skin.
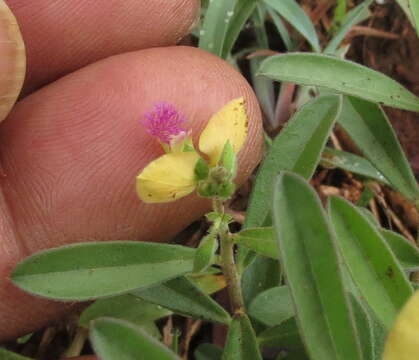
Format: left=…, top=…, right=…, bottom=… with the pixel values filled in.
left=0, top=0, right=263, bottom=342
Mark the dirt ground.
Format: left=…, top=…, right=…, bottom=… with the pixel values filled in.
left=347, top=2, right=419, bottom=176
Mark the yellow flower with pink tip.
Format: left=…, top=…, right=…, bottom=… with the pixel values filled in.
left=136, top=98, right=249, bottom=203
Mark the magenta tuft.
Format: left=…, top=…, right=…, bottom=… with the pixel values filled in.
left=142, top=102, right=187, bottom=144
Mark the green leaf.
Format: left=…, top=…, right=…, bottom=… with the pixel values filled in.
left=338, top=96, right=419, bottom=201
left=193, top=233, right=218, bottom=273
left=195, top=344, right=223, bottom=360
left=265, top=4, right=294, bottom=51
left=0, top=348, right=32, bottom=360
left=409, top=0, right=419, bottom=36
left=324, top=0, right=372, bottom=54
left=248, top=286, right=294, bottom=326
left=357, top=187, right=377, bottom=208
left=263, top=0, right=320, bottom=52
left=257, top=317, right=305, bottom=351
left=222, top=0, right=259, bottom=58
left=11, top=241, right=195, bottom=301
left=396, top=0, right=419, bottom=35
left=198, top=0, right=236, bottom=57
left=222, top=313, right=262, bottom=360
left=350, top=294, right=375, bottom=360
left=241, top=256, right=280, bottom=307
left=343, top=269, right=388, bottom=358
left=381, top=229, right=419, bottom=271
left=132, top=276, right=231, bottom=325
left=233, top=227, right=277, bottom=259
left=187, top=273, right=226, bottom=294
left=91, top=317, right=179, bottom=360
left=395, top=0, right=414, bottom=22
left=245, top=95, right=342, bottom=229
left=259, top=53, right=419, bottom=112
left=321, top=147, right=389, bottom=184
left=250, top=6, right=276, bottom=125
left=329, top=196, right=414, bottom=329
left=358, top=207, right=379, bottom=225
left=273, top=172, right=362, bottom=360
left=79, top=294, right=170, bottom=337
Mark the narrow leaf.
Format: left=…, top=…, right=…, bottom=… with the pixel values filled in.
left=222, top=313, right=262, bottom=360
left=91, top=317, right=179, bottom=360
left=259, top=53, right=419, bottom=112
left=132, top=276, right=231, bottom=325
left=381, top=229, right=419, bottom=271
left=188, top=273, right=226, bottom=294
left=257, top=317, right=305, bottom=352
left=263, top=0, right=320, bottom=52
left=199, top=0, right=236, bottom=57
left=350, top=295, right=375, bottom=360
left=195, top=344, right=223, bottom=360
left=248, top=286, right=294, bottom=326
left=79, top=295, right=171, bottom=331
left=324, top=0, right=372, bottom=54
left=338, top=96, right=419, bottom=201
left=321, top=147, right=389, bottom=184
left=394, top=0, right=414, bottom=28
left=193, top=233, right=218, bottom=273
left=250, top=5, right=276, bottom=125
left=273, top=172, right=362, bottom=360
left=0, top=348, right=32, bottom=360
left=409, top=0, right=419, bottom=36
left=233, top=227, right=277, bottom=259
left=241, top=256, right=280, bottom=306
left=266, top=4, right=294, bottom=50
left=11, top=241, right=195, bottom=300
left=245, top=95, right=342, bottom=228
left=329, top=196, right=413, bottom=328
left=222, top=0, right=259, bottom=58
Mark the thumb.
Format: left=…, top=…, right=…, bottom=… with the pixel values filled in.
left=0, top=0, right=25, bottom=122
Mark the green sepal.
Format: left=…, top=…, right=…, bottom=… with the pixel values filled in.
left=195, top=158, right=210, bottom=181
left=219, top=140, right=237, bottom=178
left=182, top=143, right=195, bottom=152
left=197, top=181, right=218, bottom=198
left=197, top=181, right=235, bottom=200
left=217, top=182, right=236, bottom=200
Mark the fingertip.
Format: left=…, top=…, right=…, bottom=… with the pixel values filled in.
left=6, top=0, right=200, bottom=92
left=0, top=0, right=25, bottom=122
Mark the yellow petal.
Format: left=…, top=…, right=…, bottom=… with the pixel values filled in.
left=383, top=290, right=419, bottom=360
left=136, top=151, right=200, bottom=203
left=199, top=97, right=249, bottom=166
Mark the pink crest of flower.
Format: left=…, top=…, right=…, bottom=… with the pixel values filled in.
left=142, top=102, right=187, bottom=144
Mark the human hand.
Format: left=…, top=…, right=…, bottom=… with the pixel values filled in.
left=0, top=0, right=262, bottom=341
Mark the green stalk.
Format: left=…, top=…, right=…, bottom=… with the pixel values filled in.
left=214, top=199, right=245, bottom=314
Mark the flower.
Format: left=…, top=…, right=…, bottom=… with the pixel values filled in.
left=142, top=102, right=187, bottom=145
left=136, top=97, right=249, bottom=203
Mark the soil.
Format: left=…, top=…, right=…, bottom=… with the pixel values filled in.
left=347, top=2, right=419, bottom=177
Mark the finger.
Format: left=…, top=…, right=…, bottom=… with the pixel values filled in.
left=0, top=0, right=25, bottom=122
left=6, top=0, right=199, bottom=94
left=0, top=46, right=263, bottom=340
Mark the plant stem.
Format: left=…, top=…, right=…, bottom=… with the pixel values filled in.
left=213, top=199, right=245, bottom=315
left=220, top=229, right=245, bottom=314
left=63, top=327, right=88, bottom=358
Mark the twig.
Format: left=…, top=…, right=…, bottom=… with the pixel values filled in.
left=214, top=199, right=245, bottom=315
